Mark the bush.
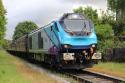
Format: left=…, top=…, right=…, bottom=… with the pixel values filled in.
left=95, top=24, right=114, bottom=55
left=96, top=24, right=113, bottom=40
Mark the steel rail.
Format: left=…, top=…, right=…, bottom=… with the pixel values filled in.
left=63, top=69, right=125, bottom=83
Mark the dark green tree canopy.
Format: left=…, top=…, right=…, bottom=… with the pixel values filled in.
left=107, top=0, right=125, bottom=20
left=107, top=0, right=125, bottom=36
left=0, top=0, right=6, bottom=45
left=73, top=6, right=84, bottom=14
left=13, top=21, right=38, bottom=40
left=100, top=10, right=115, bottom=25
left=74, top=6, right=98, bottom=24
left=107, top=0, right=125, bottom=12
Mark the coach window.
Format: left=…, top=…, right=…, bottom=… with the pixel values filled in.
left=38, top=32, right=43, bottom=49
left=29, top=36, right=32, bottom=49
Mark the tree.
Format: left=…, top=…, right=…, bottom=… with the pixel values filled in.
left=2, top=39, right=11, bottom=49
left=13, top=21, right=38, bottom=40
left=0, top=0, right=6, bottom=45
left=100, top=10, right=115, bottom=25
left=107, top=0, right=125, bottom=21
left=107, top=0, right=125, bottom=36
left=74, top=6, right=98, bottom=24
left=95, top=24, right=114, bottom=53
left=73, top=6, right=84, bottom=14
left=96, top=24, right=113, bottom=41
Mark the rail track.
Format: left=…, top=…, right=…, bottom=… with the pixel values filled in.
left=10, top=54, right=125, bottom=83
left=63, top=69, right=125, bottom=83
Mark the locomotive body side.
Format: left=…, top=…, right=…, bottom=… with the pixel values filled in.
left=27, top=23, right=56, bottom=63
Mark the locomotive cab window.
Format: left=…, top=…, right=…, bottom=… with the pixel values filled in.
left=38, top=32, right=43, bottom=49
left=60, top=13, right=93, bottom=33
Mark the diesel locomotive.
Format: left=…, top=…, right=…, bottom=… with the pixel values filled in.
left=8, top=13, right=101, bottom=69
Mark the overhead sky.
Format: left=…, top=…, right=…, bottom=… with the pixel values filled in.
left=3, top=0, right=107, bottom=40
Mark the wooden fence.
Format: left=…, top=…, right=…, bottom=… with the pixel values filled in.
left=103, top=48, right=125, bottom=62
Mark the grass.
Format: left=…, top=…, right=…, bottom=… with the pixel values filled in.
left=0, top=50, right=31, bottom=83
left=88, top=62, right=125, bottom=78
left=94, top=62, right=125, bottom=73
left=0, top=50, right=58, bottom=83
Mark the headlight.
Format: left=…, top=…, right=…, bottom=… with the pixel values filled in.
left=92, top=44, right=95, bottom=47
left=64, top=45, right=68, bottom=48
left=63, top=44, right=71, bottom=48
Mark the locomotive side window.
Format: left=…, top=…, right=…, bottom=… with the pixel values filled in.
left=54, top=22, right=59, bottom=31
left=51, top=26, right=53, bottom=31
left=38, top=32, right=43, bottom=49
left=29, top=36, right=32, bottom=49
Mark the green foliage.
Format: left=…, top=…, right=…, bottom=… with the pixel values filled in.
left=112, top=20, right=125, bottom=36
left=0, top=0, right=7, bottom=45
left=96, top=24, right=125, bottom=54
left=99, top=10, right=115, bottom=25
left=107, top=0, right=118, bottom=12
left=96, top=24, right=113, bottom=40
left=95, top=24, right=114, bottom=53
left=73, top=6, right=84, bottom=14
left=2, top=39, right=11, bottom=49
left=107, top=0, right=125, bottom=12
left=107, top=0, right=125, bottom=36
left=98, top=39, right=113, bottom=54
left=113, top=37, right=125, bottom=48
left=13, top=21, right=38, bottom=40
left=74, top=6, right=98, bottom=24
left=0, top=50, right=31, bottom=83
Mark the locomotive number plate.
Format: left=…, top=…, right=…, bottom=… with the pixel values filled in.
left=63, top=53, right=74, bottom=60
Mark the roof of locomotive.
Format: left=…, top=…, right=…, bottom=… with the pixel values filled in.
left=28, top=13, right=89, bottom=35
left=15, top=13, right=89, bottom=37
left=59, top=13, right=87, bottom=21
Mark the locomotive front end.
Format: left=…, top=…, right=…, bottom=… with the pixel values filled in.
left=58, top=13, right=101, bottom=68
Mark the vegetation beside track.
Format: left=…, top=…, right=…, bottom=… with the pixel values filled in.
left=0, top=50, right=31, bottom=83
left=87, top=62, right=125, bottom=79
left=0, top=50, right=57, bottom=83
